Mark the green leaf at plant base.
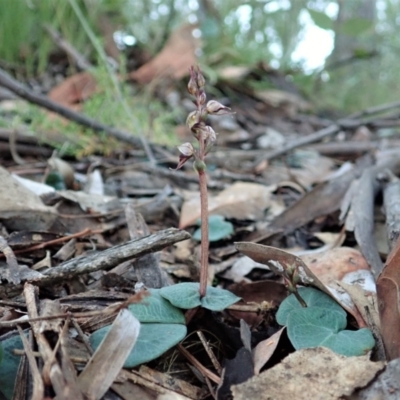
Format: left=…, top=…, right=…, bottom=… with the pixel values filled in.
left=276, top=287, right=346, bottom=326
left=287, top=307, right=375, bottom=356
left=193, top=215, right=234, bottom=242
left=128, top=289, right=185, bottom=324
left=90, top=323, right=187, bottom=368
left=159, top=282, right=241, bottom=311
left=0, top=335, right=24, bottom=400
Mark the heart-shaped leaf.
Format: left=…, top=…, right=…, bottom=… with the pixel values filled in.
left=160, top=282, right=241, bottom=311
left=277, top=287, right=375, bottom=357
left=128, top=289, right=185, bottom=324
left=193, top=215, right=234, bottom=242
left=0, top=334, right=24, bottom=399
left=276, top=287, right=346, bottom=326
left=90, top=323, right=187, bottom=368
left=287, top=308, right=375, bottom=356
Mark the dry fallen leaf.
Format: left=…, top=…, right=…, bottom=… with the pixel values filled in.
left=130, top=24, right=200, bottom=84
left=377, top=236, right=400, bottom=360
left=228, top=280, right=287, bottom=327
left=48, top=71, right=97, bottom=110
left=232, top=347, right=384, bottom=400
left=180, top=182, right=275, bottom=228
left=252, top=327, right=285, bottom=375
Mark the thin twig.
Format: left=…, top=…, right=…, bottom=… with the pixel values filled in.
left=177, top=344, right=220, bottom=384
left=0, top=67, right=144, bottom=148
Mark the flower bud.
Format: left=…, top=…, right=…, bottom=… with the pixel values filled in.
left=178, top=142, right=194, bottom=157
left=187, top=66, right=197, bottom=96
left=204, top=125, right=217, bottom=143
left=196, top=67, right=206, bottom=88
left=186, top=111, right=200, bottom=130
left=206, top=100, right=232, bottom=115
left=198, top=90, right=206, bottom=105
left=194, top=159, right=206, bottom=173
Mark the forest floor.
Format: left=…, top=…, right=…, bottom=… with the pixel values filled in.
left=0, top=24, right=400, bottom=400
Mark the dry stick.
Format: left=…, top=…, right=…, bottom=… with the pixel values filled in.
left=43, top=24, right=92, bottom=70
left=0, top=67, right=144, bottom=148
left=17, top=326, right=44, bottom=400
left=177, top=344, right=220, bottom=384
left=252, top=100, right=400, bottom=167
left=383, top=175, right=400, bottom=251
left=0, top=228, right=190, bottom=298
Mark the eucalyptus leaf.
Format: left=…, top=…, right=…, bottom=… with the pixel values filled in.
left=276, top=287, right=346, bottom=326
left=193, top=215, right=234, bottom=242
left=160, top=282, right=240, bottom=311
left=128, top=289, right=185, bottom=324
left=0, top=335, right=24, bottom=400
left=90, top=323, right=187, bottom=368
left=307, top=8, right=333, bottom=30
left=340, top=18, right=373, bottom=36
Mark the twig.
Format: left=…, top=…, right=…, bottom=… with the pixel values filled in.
left=0, top=228, right=190, bottom=297
left=0, top=67, right=144, bottom=148
left=43, top=24, right=92, bottom=70
left=177, top=344, right=220, bottom=384
left=197, top=330, right=222, bottom=374
left=251, top=100, right=400, bottom=167
left=17, top=326, right=44, bottom=400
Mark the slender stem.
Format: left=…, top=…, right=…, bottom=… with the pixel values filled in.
left=198, top=168, right=209, bottom=298
left=198, top=132, right=209, bottom=300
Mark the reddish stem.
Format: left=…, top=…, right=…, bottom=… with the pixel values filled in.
left=198, top=168, right=209, bottom=298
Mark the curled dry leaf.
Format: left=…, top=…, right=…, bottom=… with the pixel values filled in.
left=377, top=236, right=400, bottom=360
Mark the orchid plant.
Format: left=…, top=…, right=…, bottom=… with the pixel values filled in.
left=175, top=66, right=233, bottom=298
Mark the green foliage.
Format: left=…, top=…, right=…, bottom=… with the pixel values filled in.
left=277, top=287, right=375, bottom=357
left=307, top=8, right=333, bottom=31
left=128, top=289, right=185, bottom=324
left=90, top=323, right=187, bottom=368
left=193, top=215, right=234, bottom=242
left=0, top=335, right=24, bottom=400
left=90, top=289, right=187, bottom=368
left=159, top=282, right=240, bottom=311
left=340, top=18, right=374, bottom=36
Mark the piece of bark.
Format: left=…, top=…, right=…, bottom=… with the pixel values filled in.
left=253, top=155, right=372, bottom=239
left=125, top=204, right=167, bottom=288
left=383, top=177, right=400, bottom=251
left=0, top=228, right=190, bottom=297
left=346, top=155, right=400, bottom=277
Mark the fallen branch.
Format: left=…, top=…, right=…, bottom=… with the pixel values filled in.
left=0, top=67, right=143, bottom=148
left=0, top=228, right=190, bottom=297
left=251, top=100, right=400, bottom=168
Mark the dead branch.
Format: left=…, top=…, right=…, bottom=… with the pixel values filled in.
left=0, top=228, right=190, bottom=297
